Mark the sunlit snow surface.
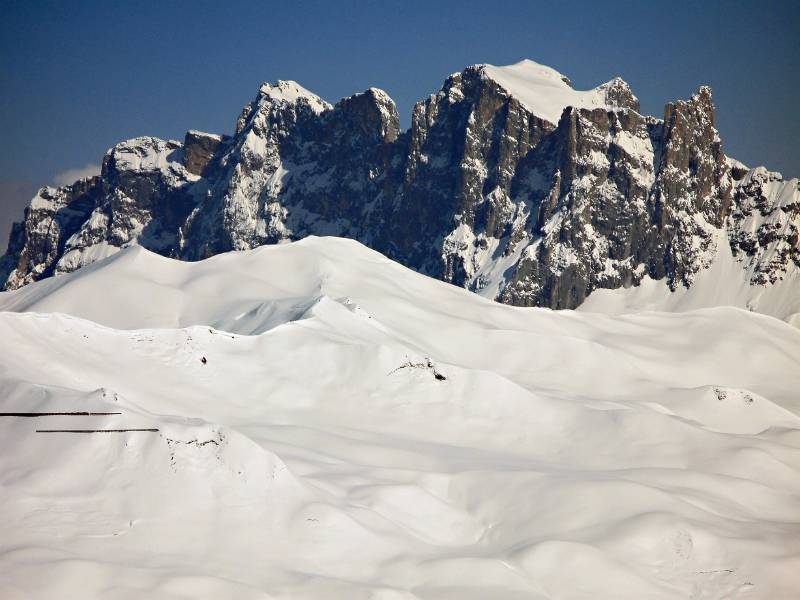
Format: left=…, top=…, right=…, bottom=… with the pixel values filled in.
left=1, top=237, right=799, bottom=599
left=482, top=59, right=617, bottom=124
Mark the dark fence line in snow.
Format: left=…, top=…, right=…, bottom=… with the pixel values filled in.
left=36, top=429, right=159, bottom=433
left=0, top=412, right=122, bottom=417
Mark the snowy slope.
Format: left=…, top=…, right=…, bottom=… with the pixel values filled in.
left=1, top=237, right=799, bottom=599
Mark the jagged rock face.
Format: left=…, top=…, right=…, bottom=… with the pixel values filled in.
left=500, top=86, right=733, bottom=308
left=654, top=88, right=732, bottom=280
left=184, top=131, right=229, bottom=177
left=389, top=66, right=649, bottom=294
left=390, top=67, right=555, bottom=280
left=500, top=107, right=661, bottom=307
left=97, top=137, right=205, bottom=255
left=1, top=136, right=206, bottom=288
left=180, top=82, right=402, bottom=260
left=2, top=60, right=797, bottom=311
left=728, top=167, right=800, bottom=284
left=0, top=177, right=101, bottom=289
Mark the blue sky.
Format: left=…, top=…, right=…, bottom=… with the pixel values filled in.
left=0, top=0, right=797, bottom=240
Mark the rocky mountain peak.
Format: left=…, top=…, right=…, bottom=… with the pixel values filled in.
left=596, top=76, right=640, bottom=112
left=257, top=80, right=331, bottom=113
left=332, top=88, right=401, bottom=144
left=102, top=136, right=183, bottom=175
left=235, top=80, right=331, bottom=135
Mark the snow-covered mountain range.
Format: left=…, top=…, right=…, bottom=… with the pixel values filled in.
left=2, top=60, right=798, bottom=323
left=1, top=236, right=799, bottom=599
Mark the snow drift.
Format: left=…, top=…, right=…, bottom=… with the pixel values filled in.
left=0, top=237, right=798, bottom=599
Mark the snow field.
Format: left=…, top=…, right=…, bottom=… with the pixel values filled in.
left=0, top=237, right=798, bottom=599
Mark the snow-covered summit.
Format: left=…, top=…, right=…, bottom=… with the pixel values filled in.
left=481, top=59, right=639, bottom=124
left=103, top=136, right=185, bottom=174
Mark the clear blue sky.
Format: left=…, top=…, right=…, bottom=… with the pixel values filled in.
left=0, top=0, right=797, bottom=241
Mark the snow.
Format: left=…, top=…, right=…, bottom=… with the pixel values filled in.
left=726, top=156, right=750, bottom=171
left=55, top=241, right=121, bottom=274
left=0, top=236, right=799, bottom=599
left=473, top=234, right=529, bottom=300
left=28, top=187, right=62, bottom=210
left=482, top=59, right=628, bottom=125
left=109, top=137, right=184, bottom=172
left=611, top=129, right=654, bottom=163
left=187, top=129, right=224, bottom=141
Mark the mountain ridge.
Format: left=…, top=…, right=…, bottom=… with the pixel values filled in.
left=2, top=59, right=797, bottom=318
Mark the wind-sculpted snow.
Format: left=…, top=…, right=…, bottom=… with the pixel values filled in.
left=0, top=237, right=799, bottom=599
left=482, top=59, right=639, bottom=124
